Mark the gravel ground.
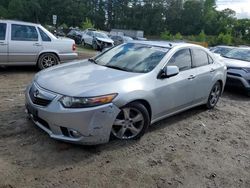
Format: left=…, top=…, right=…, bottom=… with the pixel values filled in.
left=0, top=56, right=250, bottom=188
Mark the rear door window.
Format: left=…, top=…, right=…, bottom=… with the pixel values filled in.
left=168, top=49, right=192, bottom=71
left=0, top=23, right=7, bottom=40
left=11, top=24, right=38, bottom=41
left=192, top=49, right=209, bottom=67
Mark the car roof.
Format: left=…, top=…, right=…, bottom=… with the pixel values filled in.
left=213, top=45, right=235, bottom=48
left=0, top=19, right=41, bottom=27
left=130, top=40, right=201, bottom=49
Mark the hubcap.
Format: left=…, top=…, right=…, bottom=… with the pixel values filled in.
left=41, top=55, right=56, bottom=68
left=209, top=84, right=221, bottom=106
left=112, top=107, right=144, bottom=140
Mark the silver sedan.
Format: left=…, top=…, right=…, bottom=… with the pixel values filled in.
left=25, top=41, right=227, bottom=145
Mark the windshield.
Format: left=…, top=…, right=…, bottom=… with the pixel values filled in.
left=223, top=48, right=250, bottom=62
left=95, top=32, right=109, bottom=39
left=94, top=43, right=169, bottom=73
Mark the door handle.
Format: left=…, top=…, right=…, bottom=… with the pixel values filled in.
left=33, top=43, right=42, bottom=46
left=0, top=42, right=7, bottom=46
left=210, top=68, right=215, bottom=73
left=188, top=75, right=196, bottom=80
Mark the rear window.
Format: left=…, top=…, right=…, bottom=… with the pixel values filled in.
left=0, top=23, right=7, bottom=40
left=38, top=28, right=51, bottom=41
left=11, top=24, right=38, bottom=41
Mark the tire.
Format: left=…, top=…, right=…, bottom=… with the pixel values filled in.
left=92, top=41, right=98, bottom=50
left=37, top=53, right=59, bottom=70
left=111, top=102, right=150, bottom=140
left=206, top=82, right=222, bottom=109
left=81, top=39, right=86, bottom=46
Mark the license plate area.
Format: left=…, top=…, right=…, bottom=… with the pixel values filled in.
left=26, top=104, right=38, bottom=120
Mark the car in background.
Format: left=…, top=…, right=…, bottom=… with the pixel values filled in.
left=110, top=35, right=133, bottom=46
left=25, top=41, right=226, bottom=145
left=210, top=45, right=235, bottom=56
left=82, top=31, right=114, bottom=50
left=66, top=29, right=83, bottom=44
left=0, top=20, right=78, bottom=69
left=220, top=48, right=250, bottom=96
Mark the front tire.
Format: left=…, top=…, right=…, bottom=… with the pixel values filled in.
left=111, top=102, right=150, bottom=140
left=206, top=82, right=222, bottom=109
left=37, top=53, right=59, bottom=70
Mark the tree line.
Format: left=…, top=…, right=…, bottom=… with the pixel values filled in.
left=0, top=0, right=250, bottom=44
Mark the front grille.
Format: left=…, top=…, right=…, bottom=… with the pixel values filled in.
left=29, top=83, right=56, bottom=107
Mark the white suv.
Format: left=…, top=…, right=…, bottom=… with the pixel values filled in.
left=0, top=20, right=78, bottom=69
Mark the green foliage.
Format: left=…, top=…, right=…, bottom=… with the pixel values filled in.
left=174, top=32, right=183, bottom=40
left=217, top=33, right=233, bottom=45
left=81, top=18, right=94, bottom=30
left=197, top=30, right=206, bottom=42
left=0, top=0, right=249, bottom=45
left=160, top=31, right=173, bottom=40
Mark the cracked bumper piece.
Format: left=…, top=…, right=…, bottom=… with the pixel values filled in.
left=25, top=88, right=120, bottom=145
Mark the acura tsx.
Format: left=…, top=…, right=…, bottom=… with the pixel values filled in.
left=25, top=41, right=227, bottom=145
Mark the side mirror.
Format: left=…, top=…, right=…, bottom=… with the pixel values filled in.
left=157, top=66, right=179, bottom=79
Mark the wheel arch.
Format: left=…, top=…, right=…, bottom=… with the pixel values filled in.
left=126, top=99, right=152, bottom=120
left=36, top=51, right=61, bottom=65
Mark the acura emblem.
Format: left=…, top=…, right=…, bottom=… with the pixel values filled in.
left=34, top=89, right=39, bottom=97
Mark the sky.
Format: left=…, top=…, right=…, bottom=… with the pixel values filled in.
left=217, top=0, right=250, bottom=18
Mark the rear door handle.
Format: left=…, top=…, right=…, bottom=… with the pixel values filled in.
left=210, top=68, right=215, bottom=73
left=33, top=43, right=42, bottom=46
left=0, top=42, right=7, bottom=46
left=188, top=75, right=196, bottom=80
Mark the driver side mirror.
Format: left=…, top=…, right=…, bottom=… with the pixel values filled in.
left=157, top=66, right=179, bottom=79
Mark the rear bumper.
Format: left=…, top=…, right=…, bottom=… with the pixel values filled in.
left=59, top=52, right=78, bottom=62
left=25, top=84, right=120, bottom=145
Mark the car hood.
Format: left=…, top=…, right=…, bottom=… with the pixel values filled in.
left=220, top=57, right=250, bottom=68
left=35, top=60, right=140, bottom=96
left=96, top=37, right=114, bottom=43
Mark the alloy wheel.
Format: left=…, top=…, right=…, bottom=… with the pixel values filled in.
left=41, top=55, right=57, bottom=69
left=209, top=83, right=221, bottom=107
left=112, top=107, right=145, bottom=140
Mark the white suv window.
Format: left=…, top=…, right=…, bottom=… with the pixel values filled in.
left=11, top=24, right=38, bottom=41
left=0, top=23, right=7, bottom=40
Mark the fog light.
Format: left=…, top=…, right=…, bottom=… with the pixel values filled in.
left=69, top=129, right=82, bottom=138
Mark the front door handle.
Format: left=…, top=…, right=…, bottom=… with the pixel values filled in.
left=210, top=68, right=215, bottom=73
left=188, top=75, right=196, bottom=80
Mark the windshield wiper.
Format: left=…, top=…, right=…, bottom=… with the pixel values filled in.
left=104, top=65, right=129, bottom=72
left=88, top=58, right=98, bottom=64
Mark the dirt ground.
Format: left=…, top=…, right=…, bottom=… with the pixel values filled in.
left=0, top=54, right=250, bottom=188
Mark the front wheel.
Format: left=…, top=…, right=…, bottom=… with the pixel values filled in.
left=111, top=102, right=150, bottom=140
left=206, top=82, right=222, bottom=109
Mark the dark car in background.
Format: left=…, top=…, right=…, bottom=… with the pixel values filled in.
left=220, top=48, right=250, bottom=96
left=66, top=29, right=83, bottom=44
left=110, top=35, right=133, bottom=46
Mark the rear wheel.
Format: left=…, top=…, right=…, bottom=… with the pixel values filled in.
left=92, top=41, right=99, bottom=50
left=206, top=82, right=222, bottom=109
left=111, top=102, right=150, bottom=140
left=81, top=39, right=86, bottom=46
left=37, top=53, right=59, bottom=70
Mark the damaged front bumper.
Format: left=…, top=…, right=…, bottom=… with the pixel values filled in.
left=25, top=84, right=120, bottom=145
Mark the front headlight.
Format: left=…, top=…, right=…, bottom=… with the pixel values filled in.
left=59, top=93, right=117, bottom=108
